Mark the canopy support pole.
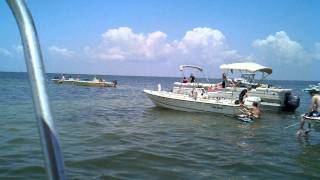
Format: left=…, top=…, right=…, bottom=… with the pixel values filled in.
left=6, top=0, right=66, bottom=179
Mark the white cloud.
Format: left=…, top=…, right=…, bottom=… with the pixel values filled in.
left=12, top=45, right=23, bottom=53
left=49, top=46, right=75, bottom=58
left=0, top=48, right=13, bottom=58
left=178, top=27, right=225, bottom=51
left=84, top=27, right=247, bottom=64
left=176, top=27, right=245, bottom=64
left=252, top=31, right=310, bottom=63
left=85, top=27, right=173, bottom=61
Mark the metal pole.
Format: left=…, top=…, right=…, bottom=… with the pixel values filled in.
left=6, top=0, right=65, bottom=179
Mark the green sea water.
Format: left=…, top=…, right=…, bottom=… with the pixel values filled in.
left=0, top=72, right=319, bottom=179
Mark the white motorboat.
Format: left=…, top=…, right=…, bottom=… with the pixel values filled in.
left=173, top=63, right=300, bottom=112
left=74, top=77, right=117, bottom=87
left=144, top=89, right=243, bottom=115
left=52, top=75, right=117, bottom=87
left=303, top=83, right=320, bottom=94
left=51, top=78, right=60, bottom=83
left=51, top=75, right=76, bottom=84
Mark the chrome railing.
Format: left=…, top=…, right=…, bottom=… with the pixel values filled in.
left=6, top=0, right=65, bottom=179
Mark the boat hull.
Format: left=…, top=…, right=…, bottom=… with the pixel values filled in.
left=51, top=79, right=75, bottom=84
left=173, top=83, right=300, bottom=112
left=74, top=81, right=115, bottom=87
left=51, top=79, right=60, bottom=84
left=144, top=90, right=241, bottom=115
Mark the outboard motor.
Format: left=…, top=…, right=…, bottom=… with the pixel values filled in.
left=284, top=93, right=300, bottom=111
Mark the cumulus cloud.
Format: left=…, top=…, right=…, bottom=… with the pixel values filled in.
left=84, top=27, right=247, bottom=64
left=85, top=27, right=173, bottom=61
left=176, top=27, right=246, bottom=64
left=178, top=27, right=225, bottom=52
left=49, top=46, right=75, bottom=58
left=252, top=31, right=311, bottom=63
left=0, top=48, right=13, bottom=58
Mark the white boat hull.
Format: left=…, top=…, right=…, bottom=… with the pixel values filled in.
left=173, top=83, right=299, bottom=112
left=144, top=90, right=241, bottom=115
left=74, top=80, right=116, bottom=87
left=51, top=79, right=75, bottom=84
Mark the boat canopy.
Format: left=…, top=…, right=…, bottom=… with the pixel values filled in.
left=179, top=65, right=203, bottom=72
left=220, top=62, right=272, bottom=74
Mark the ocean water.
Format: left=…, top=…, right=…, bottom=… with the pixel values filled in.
left=0, top=72, right=319, bottom=179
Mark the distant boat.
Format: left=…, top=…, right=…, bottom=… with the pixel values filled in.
left=52, top=75, right=117, bottom=87
left=74, top=77, right=117, bottom=87
left=303, top=83, right=320, bottom=94
left=74, top=80, right=117, bottom=87
left=51, top=76, right=76, bottom=84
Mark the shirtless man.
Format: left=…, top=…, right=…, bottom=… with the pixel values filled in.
left=248, top=102, right=261, bottom=119
left=242, top=101, right=261, bottom=119
left=296, top=89, right=320, bottom=136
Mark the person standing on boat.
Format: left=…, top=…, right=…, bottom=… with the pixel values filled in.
left=182, top=77, right=188, bottom=83
left=61, top=74, right=65, bottom=81
left=239, top=89, right=248, bottom=104
left=239, top=87, right=252, bottom=105
left=222, top=73, right=227, bottom=88
left=189, top=73, right=195, bottom=83
left=297, top=89, right=320, bottom=135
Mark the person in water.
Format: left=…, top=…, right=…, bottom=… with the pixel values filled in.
left=182, top=77, right=188, bottom=83
left=296, top=89, right=320, bottom=135
left=242, top=101, right=261, bottom=119
left=189, top=73, right=195, bottom=83
left=249, top=102, right=261, bottom=119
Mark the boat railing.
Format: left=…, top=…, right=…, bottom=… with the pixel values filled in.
left=164, top=88, right=236, bottom=104
left=6, top=0, right=65, bottom=179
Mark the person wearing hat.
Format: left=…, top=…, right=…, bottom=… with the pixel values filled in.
left=296, top=89, right=320, bottom=135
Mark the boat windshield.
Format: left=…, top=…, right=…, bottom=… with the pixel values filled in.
left=179, top=65, right=209, bottom=83
left=241, top=73, right=255, bottom=83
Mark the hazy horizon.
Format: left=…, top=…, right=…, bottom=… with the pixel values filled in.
left=1, top=70, right=319, bottom=82
left=1, top=0, right=319, bottom=80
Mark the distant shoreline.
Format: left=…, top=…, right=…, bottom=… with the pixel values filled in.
left=0, top=70, right=319, bottom=82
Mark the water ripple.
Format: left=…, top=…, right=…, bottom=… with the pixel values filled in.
left=0, top=73, right=319, bottom=179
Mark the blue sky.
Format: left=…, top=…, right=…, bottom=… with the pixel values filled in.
left=1, top=0, right=320, bottom=80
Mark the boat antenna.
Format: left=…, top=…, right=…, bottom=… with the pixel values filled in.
left=6, top=0, right=65, bottom=179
